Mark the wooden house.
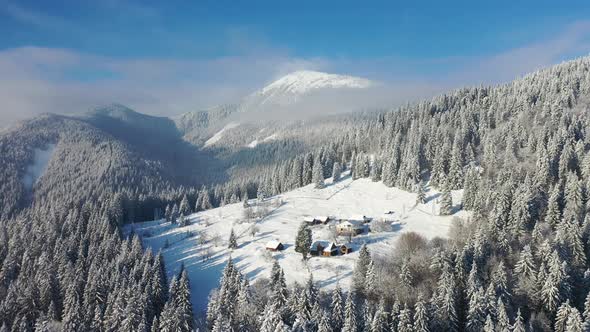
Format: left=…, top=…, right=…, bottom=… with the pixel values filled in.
left=310, top=241, right=339, bottom=256
left=265, top=240, right=284, bottom=251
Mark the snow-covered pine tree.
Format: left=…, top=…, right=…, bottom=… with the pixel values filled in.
left=228, top=228, right=238, bottom=250
left=416, top=180, right=426, bottom=205
left=439, top=183, right=453, bottom=216
left=332, top=162, right=342, bottom=182
left=294, top=222, right=312, bottom=259
left=413, top=296, right=430, bottom=332
left=353, top=244, right=371, bottom=296
left=330, top=285, right=344, bottom=331
left=313, top=158, right=325, bottom=189
left=511, top=309, right=526, bottom=332
left=342, top=291, right=357, bottom=332
left=179, top=194, right=191, bottom=216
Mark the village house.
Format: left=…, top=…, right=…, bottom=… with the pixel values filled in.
left=265, top=240, right=284, bottom=251
left=336, top=219, right=364, bottom=236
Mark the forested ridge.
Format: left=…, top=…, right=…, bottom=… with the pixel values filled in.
left=1, top=55, right=590, bottom=331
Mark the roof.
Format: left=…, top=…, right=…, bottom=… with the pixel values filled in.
left=323, top=242, right=338, bottom=252
left=265, top=240, right=283, bottom=249
left=350, top=214, right=368, bottom=221
left=303, top=216, right=315, bottom=222
left=314, top=216, right=329, bottom=222
left=310, top=240, right=330, bottom=251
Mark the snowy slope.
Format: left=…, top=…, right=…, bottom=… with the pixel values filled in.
left=129, top=172, right=469, bottom=314
left=203, top=122, right=239, bottom=147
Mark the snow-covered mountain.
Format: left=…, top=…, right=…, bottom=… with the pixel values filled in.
left=239, top=70, right=373, bottom=113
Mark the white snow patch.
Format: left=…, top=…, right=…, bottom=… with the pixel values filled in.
left=23, top=144, right=56, bottom=189
left=246, top=133, right=278, bottom=148
left=247, top=139, right=258, bottom=148
left=204, top=122, right=239, bottom=147
left=128, top=172, right=469, bottom=313
left=263, top=133, right=278, bottom=142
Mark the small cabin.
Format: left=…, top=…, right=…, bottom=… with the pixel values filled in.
left=336, top=220, right=364, bottom=236
left=265, top=240, right=284, bottom=252
left=340, top=244, right=352, bottom=255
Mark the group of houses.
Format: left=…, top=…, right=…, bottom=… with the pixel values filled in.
left=265, top=239, right=352, bottom=257
left=263, top=212, right=392, bottom=257
left=303, top=214, right=373, bottom=236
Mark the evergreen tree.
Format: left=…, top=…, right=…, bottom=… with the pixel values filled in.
left=313, top=158, right=325, bottom=189
left=332, top=162, right=342, bottom=182
left=439, top=184, right=453, bottom=216
left=413, top=296, right=430, bottom=332
left=294, top=222, right=312, bottom=259
left=353, top=245, right=371, bottom=296
left=416, top=180, right=426, bottom=205
left=342, top=291, right=357, bottom=332
left=512, top=309, right=526, bottom=332
left=228, top=228, right=238, bottom=250
left=330, top=285, right=345, bottom=331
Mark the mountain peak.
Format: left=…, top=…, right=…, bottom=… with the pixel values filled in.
left=259, top=70, right=372, bottom=96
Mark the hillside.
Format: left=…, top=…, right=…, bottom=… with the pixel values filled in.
left=128, top=171, right=468, bottom=313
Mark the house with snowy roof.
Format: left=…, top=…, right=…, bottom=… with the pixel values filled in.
left=265, top=240, right=284, bottom=251
left=310, top=241, right=340, bottom=256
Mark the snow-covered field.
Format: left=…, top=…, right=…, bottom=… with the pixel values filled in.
left=129, top=173, right=468, bottom=314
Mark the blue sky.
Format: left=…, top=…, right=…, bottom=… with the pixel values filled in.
left=1, top=0, right=590, bottom=123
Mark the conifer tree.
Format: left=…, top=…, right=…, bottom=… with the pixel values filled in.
left=413, top=296, right=430, bottom=332
left=294, top=222, right=312, bottom=259
left=439, top=184, right=453, bottom=216
left=228, top=228, right=238, bottom=250
left=330, top=285, right=345, bottom=331
left=332, top=162, right=342, bottom=182
left=416, top=180, right=426, bottom=205
left=313, top=159, right=325, bottom=189
left=353, top=245, right=371, bottom=295
left=342, top=291, right=357, bottom=332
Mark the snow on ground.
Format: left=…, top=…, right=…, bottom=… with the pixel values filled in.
left=204, top=122, right=239, bottom=147
left=246, top=133, right=278, bottom=148
left=263, top=133, right=278, bottom=142
left=247, top=139, right=258, bottom=148
left=23, top=144, right=56, bottom=189
left=129, top=172, right=469, bottom=314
